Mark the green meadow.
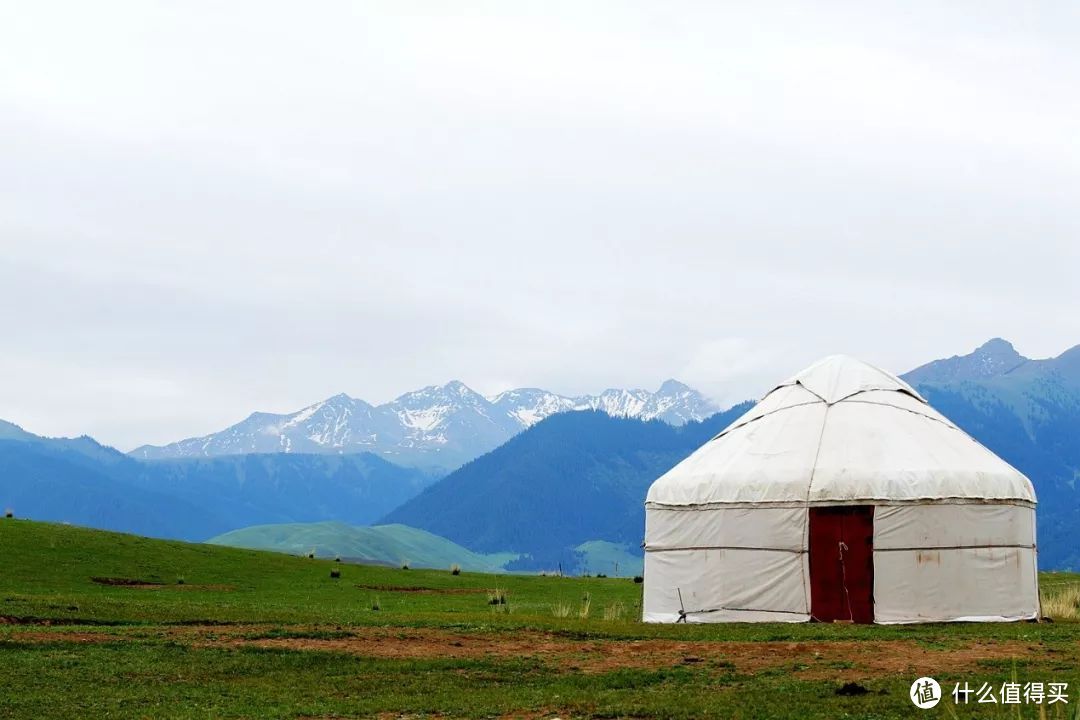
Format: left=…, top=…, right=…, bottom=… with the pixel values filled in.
left=2, top=518, right=1080, bottom=719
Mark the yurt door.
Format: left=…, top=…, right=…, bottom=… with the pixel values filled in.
left=809, top=506, right=874, bottom=623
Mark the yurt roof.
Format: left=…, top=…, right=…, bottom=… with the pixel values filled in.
left=646, top=355, right=1036, bottom=508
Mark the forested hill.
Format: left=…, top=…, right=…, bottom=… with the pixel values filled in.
left=0, top=432, right=433, bottom=542
left=380, top=406, right=751, bottom=571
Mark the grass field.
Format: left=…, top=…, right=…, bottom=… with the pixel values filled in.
left=2, top=518, right=1080, bottom=719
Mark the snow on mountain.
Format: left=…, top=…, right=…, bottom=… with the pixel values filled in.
left=131, top=379, right=721, bottom=469
left=490, top=380, right=719, bottom=429
left=488, top=389, right=580, bottom=426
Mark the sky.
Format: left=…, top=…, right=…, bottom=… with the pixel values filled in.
left=2, top=1, right=1079, bottom=450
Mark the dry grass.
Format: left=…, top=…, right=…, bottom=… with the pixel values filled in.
left=551, top=593, right=594, bottom=620
left=550, top=600, right=572, bottom=618
left=578, top=592, right=592, bottom=620
left=603, top=601, right=625, bottom=621
left=1040, top=584, right=1080, bottom=620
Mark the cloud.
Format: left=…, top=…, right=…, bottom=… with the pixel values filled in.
left=1, top=1, right=1078, bottom=449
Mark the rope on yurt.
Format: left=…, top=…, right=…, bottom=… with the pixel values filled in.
left=803, top=401, right=833, bottom=620
left=676, top=584, right=810, bottom=620
left=675, top=607, right=807, bottom=619
left=838, top=540, right=853, bottom=622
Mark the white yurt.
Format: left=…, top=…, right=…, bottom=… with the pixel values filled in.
left=643, top=355, right=1039, bottom=624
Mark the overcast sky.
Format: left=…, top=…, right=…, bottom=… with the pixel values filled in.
left=2, top=1, right=1078, bottom=450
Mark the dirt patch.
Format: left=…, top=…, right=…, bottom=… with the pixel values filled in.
left=0, top=615, right=130, bottom=627
left=193, top=626, right=1042, bottom=679
left=90, top=577, right=164, bottom=587
left=6, top=630, right=116, bottom=644
left=3, top=623, right=1050, bottom=682
left=0, top=615, right=58, bottom=626
left=586, top=638, right=1041, bottom=680
left=89, top=578, right=235, bottom=591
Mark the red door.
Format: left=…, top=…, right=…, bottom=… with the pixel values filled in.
left=809, top=506, right=874, bottom=623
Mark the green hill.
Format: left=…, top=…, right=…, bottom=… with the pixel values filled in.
left=0, top=518, right=637, bottom=628
left=208, top=521, right=517, bottom=572
left=575, top=540, right=644, bottom=577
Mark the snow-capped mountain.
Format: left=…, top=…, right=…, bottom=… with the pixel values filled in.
left=131, top=379, right=721, bottom=469
left=490, top=379, right=718, bottom=427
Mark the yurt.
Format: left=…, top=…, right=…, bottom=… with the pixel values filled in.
left=643, top=355, right=1039, bottom=624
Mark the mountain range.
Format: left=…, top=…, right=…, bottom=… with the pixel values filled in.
left=130, top=380, right=719, bottom=471
left=5, top=338, right=1080, bottom=572
left=0, top=428, right=433, bottom=541
left=379, top=338, right=1080, bottom=571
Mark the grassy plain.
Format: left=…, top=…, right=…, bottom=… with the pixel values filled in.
left=2, top=518, right=1079, bottom=719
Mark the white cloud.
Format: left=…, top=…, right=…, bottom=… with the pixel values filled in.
left=1, top=1, right=1078, bottom=448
